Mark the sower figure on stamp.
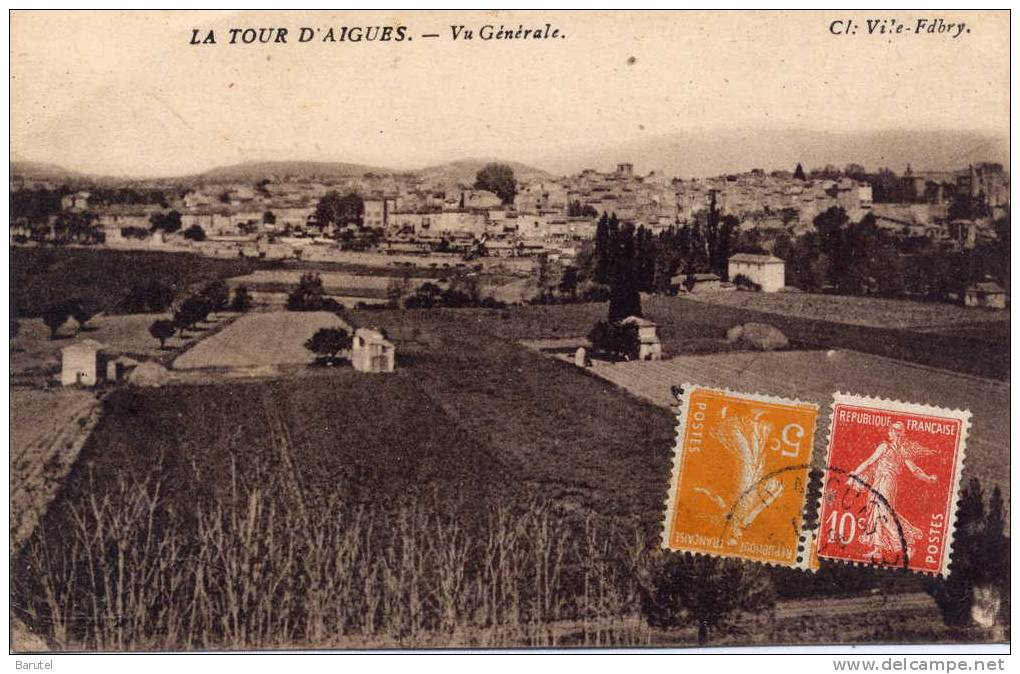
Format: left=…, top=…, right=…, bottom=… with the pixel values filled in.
left=849, top=421, right=937, bottom=560
left=695, top=409, right=785, bottom=546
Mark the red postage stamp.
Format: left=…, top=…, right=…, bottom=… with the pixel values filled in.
left=814, top=393, right=970, bottom=576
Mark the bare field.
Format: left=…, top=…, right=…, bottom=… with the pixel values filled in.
left=685, top=291, right=1010, bottom=331
left=172, top=311, right=348, bottom=370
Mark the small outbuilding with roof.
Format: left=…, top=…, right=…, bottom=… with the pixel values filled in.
left=61, top=339, right=107, bottom=387
left=351, top=327, right=396, bottom=373
left=728, top=253, right=786, bottom=292
left=964, top=281, right=1006, bottom=310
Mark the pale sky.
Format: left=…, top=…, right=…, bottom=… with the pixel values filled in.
left=10, top=10, right=1010, bottom=177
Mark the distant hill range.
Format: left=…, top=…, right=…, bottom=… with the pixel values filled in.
left=10, top=129, right=1009, bottom=186
left=10, top=161, right=89, bottom=183
left=9, top=158, right=554, bottom=187
left=535, top=129, right=1010, bottom=178
left=196, top=160, right=393, bottom=183
left=413, top=158, right=554, bottom=187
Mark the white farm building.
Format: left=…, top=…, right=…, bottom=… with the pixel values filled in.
left=351, top=328, right=396, bottom=373
left=728, top=254, right=786, bottom=293
left=61, top=339, right=107, bottom=387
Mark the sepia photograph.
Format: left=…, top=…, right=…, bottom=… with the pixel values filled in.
left=7, top=9, right=1010, bottom=656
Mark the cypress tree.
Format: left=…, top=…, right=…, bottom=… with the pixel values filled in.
left=594, top=212, right=614, bottom=284
left=608, top=218, right=642, bottom=322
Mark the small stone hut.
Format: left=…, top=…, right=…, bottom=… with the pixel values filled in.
left=61, top=339, right=107, bottom=387
left=351, top=327, right=396, bottom=373
left=964, top=281, right=1006, bottom=310
left=621, top=316, right=662, bottom=361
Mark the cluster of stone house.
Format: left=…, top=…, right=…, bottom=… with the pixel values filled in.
left=16, top=160, right=1009, bottom=262
left=674, top=174, right=874, bottom=232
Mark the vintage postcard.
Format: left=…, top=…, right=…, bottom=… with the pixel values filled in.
left=662, top=385, right=818, bottom=569
left=8, top=9, right=1009, bottom=653
left=815, top=394, right=971, bottom=577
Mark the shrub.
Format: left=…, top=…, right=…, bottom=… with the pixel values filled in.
left=287, top=273, right=326, bottom=311
left=200, top=279, right=230, bottom=313
left=146, top=282, right=176, bottom=313
left=149, top=319, right=176, bottom=349
left=639, top=550, right=775, bottom=645
left=120, top=226, right=149, bottom=239
left=173, top=296, right=211, bottom=335
left=587, top=321, right=639, bottom=361
left=183, top=224, right=207, bottom=242
left=404, top=282, right=443, bottom=309
left=41, top=302, right=71, bottom=339
left=69, top=297, right=100, bottom=333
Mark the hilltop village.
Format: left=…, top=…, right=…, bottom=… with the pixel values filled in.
left=10, top=160, right=1008, bottom=260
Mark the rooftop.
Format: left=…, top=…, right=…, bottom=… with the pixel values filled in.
left=729, top=253, right=784, bottom=264
left=967, top=281, right=1006, bottom=294
left=62, top=338, right=106, bottom=354
left=620, top=316, right=656, bottom=327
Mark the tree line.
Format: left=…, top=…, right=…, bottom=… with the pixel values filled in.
left=561, top=201, right=1008, bottom=306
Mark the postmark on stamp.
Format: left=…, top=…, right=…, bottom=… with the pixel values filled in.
left=814, top=393, right=970, bottom=576
left=661, top=384, right=819, bottom=569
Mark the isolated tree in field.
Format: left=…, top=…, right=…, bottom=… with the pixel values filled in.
left=305, top=327, right=352, bottom=364
left=639, top=551, right=776, bottom=645
left=182, top=224, right=207, bottom=241
left=474, top=162, right=517, bottom=205
left=201, top=279, right=230, bottom=313
left=173, top=296, right=211, bottom=335
left=149, top=319, right=176, bottom=349
left=70, top=298, right=99, bottom=334
left=231, top=285, right=252, bottom=312
left=41, top=302, right=71, bottom=339
left=793, top=163, right=806, bottom=181
left=287, top=272, right=326, bottom=311
left=263, top=210, right=276, bottom=225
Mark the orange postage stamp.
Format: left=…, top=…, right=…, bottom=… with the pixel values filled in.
left=661, top=384, right=819, bottom=569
